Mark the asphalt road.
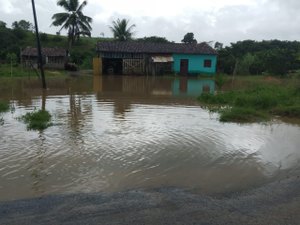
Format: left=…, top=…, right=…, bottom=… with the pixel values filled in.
left=0, top=176, right=299, bottom=225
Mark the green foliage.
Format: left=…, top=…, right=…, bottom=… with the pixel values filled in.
left=198, top=91, right=235, bottom=105
left=214, top=42, right=223, bottom=51
left=198, top=80, right=300, bottom=122
left=136, top=36, right=170, bottom=43
left=181, top=32, right=197, bottom=44
left=0, top=20, right=6, bottom=28
left=215, top=73, right=228, bottom=89
left=0, top=100, right=9, bottom=112
left=40, top=33, right=48, bottom=42
left=273, top=106, right=300, bottom=117
left=52, top=0, right=93, bottom=47
left=12, top=20, right=34, bottom=31
left=220, top=107, right=269, bottom=123
left=52, top=34, right=63, bottom=42
left=6, top=53, right=18, bottom=66
left=236, top=53, right=255, bottom=75
left=234, top=86, right=281, bottom=109
left=110, top=18, right=135, bottom=41
left=70, top=48, right=93, bottom=66
left=217, top=40, right=300, bottom=76
left=0, top=27, right=19, bottom=59
left=21, top=110, right=52, bottom=130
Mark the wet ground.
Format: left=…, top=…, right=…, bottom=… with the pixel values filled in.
left=0, top=76, right=300, bottom=224
left=0, top=176, right=299, bottom=225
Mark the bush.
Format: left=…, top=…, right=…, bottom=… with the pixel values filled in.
left=198, top=81, right=300, bottom=122
left=21, top=110, right=52, bottom=130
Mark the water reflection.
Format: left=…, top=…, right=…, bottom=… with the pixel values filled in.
left=0, top=76, right=299, bottom=201
left=93, top=76, right=215, bottom=97
left=29, top=132, right=47, bottom=196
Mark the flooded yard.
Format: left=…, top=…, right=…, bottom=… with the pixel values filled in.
left=0, top=76, right=300, bottom=202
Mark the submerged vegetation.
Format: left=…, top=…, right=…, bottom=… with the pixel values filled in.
left=198, top=76, right=300, bottom=123
left=21, top=110, right=52, bottom=130
left=0, top=100, right=9, bottom=125
left=0, top=100, right=9, bottom=113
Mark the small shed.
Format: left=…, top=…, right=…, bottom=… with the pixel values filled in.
left=95, top=42, right=217, bottom=76
left=21, top=47, right=67, bottom=69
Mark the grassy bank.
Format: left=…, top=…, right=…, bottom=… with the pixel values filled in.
left=198, top=76, right=300, bottom=123
left=0, top=64, right=70, bottom=78
left=0, top=64, right=68, bottom=78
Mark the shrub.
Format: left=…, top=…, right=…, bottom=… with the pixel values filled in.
left=21, top=110, right=52, bottom=130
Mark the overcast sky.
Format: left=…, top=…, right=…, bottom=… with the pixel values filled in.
left=0, top=0, right=299, bottom=45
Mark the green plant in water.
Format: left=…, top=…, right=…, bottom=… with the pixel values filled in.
left=220, top=107, right=269, bottom=123
left=0, top=100, right=9, bottom=113
left=198, top=81, right=300, bottom=123
left=21, top=110, right=52, bottom=130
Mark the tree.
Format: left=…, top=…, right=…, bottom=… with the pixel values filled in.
left=0, top=21, right=6, bottom=29
left=214, top=42, right=223, bottom=51
left=51, top=0, right=93, bottom=49
left=12, top=20, right=33, bottom=31
left=109, top=18, right=135, bottom=41
left=136, top=36, right=170, bottom=43
left=181, top=32, right=197, bottom=44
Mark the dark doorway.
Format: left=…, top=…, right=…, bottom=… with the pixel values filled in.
left=103, top=58, right=123, bottom=75
left=180, top=59, right=189, bottom=75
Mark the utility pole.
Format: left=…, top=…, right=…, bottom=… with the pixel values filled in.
left=31, top=0, right=47, bottom=89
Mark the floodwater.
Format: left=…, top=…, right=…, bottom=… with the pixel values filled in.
left=0, top=76, right=300, bottom=202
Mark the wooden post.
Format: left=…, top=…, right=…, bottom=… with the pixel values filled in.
left=93, top=57, right=102, bottom=76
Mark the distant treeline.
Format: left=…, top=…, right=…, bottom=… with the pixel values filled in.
left=217, top=40, right=300, bottom=75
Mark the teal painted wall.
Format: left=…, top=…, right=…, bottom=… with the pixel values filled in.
left=173, top=54, right=217, bottom=75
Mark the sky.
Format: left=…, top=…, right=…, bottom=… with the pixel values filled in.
left=0, top=0, right=300, bottom=45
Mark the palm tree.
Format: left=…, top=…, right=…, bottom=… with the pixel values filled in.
left=51, top=0, right=92, bottom=49
left=109, top=19, right=135, bottom=41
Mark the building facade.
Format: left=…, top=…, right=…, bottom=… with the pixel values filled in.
left=95, top=42, right=217, bottom=76
left=21, top=47, right=67, bottom=69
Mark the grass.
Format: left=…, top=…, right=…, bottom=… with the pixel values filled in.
left=0, top=64, right=68, bottom=78
left=198, top=76, right=300, bottom=123
left=220, top=107, right=269, bottom=123
left=21, top=110, right=52, bottom=130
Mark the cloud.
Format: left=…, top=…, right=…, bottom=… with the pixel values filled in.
left=0, top=0, right=299, bottom=45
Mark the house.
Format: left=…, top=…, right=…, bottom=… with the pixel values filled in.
left=95, top=42, right=217, bottom=76
left=21, top=47, right=67, bottom=69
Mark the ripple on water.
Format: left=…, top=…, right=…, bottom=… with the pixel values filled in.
left=0, top=90, right=300, bottom=201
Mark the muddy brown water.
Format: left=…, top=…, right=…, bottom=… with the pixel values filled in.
left=0, top=76, right=299, bottom=202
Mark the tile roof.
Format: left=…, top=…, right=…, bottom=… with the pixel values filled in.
left=21, top=47, right=66, bottom=57
left=96, top=41, right=217, bottom=55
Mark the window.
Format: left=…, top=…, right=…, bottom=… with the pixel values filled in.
left=204, top=59, right=212, bottom=68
